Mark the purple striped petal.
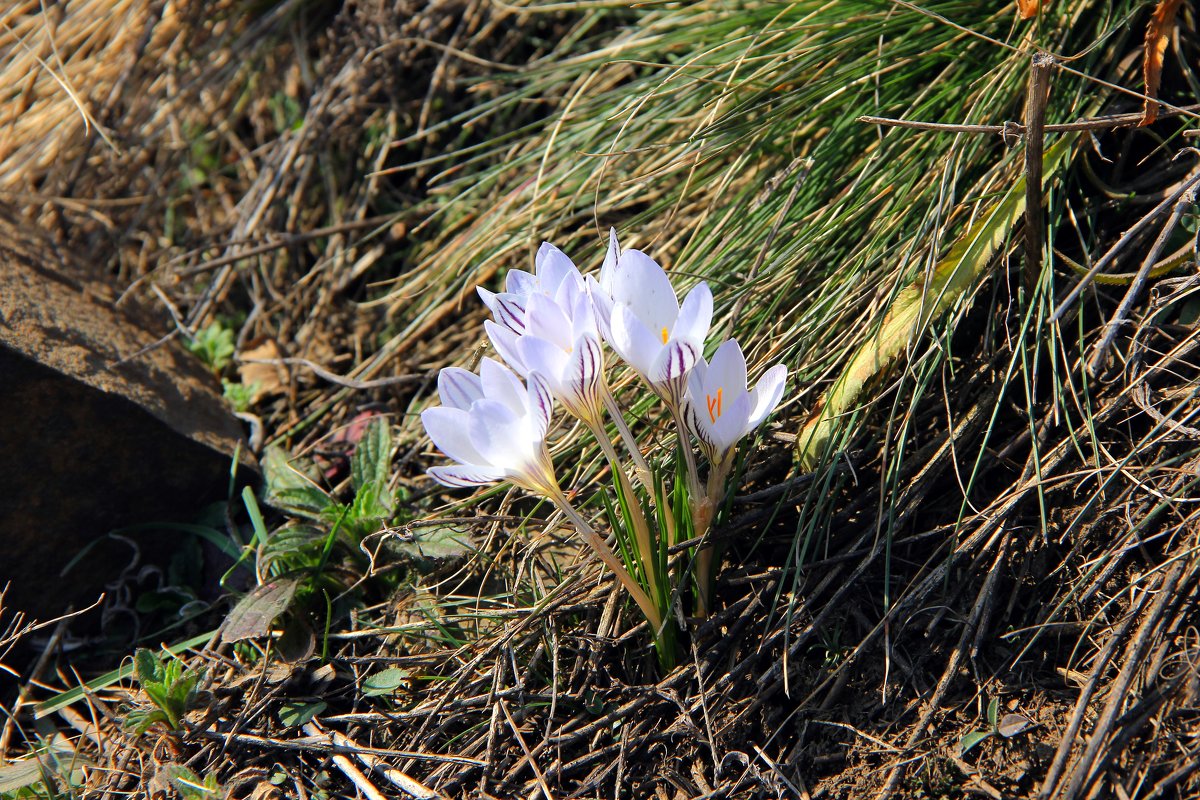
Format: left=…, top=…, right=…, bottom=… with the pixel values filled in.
left=650, top=339, right=700, bottom=383
left=485, top=321, right=528, bottom=376
left=428, top=464, right=505, bottom=487
left=526, top=371, right=555, bottom=438
left=437, top=367, right=483, bottom=410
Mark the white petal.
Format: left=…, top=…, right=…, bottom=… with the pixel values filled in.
left=422, top=407, right=486, bottom=466
left=586, top=274, right=614, bottom=342
left=478, top=358, right=527, bottom=413
left=599, top=227, right=620, bottom=294
left=428, top=464, right=505, bottom=487
left=674, top=282, right=713, bottom=346
left=554, top=270, right=585, bottom=313
left=477, top=286, right=501, bottom=319
left=536, top=243, right=578, bottom=293
left=711, top=391, right=752, bottom=455
left=485, top=321, right=528, bottom=376
left=612, top=250, right=678, bottom=336
left=437, top=367, right=483, bottom=410
left=568, top=288, right=599, bottom=343
left=707, top=339, right=747, bottom=397
left=525, top=294, right=573, bottom=351
left=518, top=336, right=570, bottom=385
left=611, top=303, right=662, bottom=376
left=747, top=363, right=788, bottom=430
left=649, top=339, right=699, bottom=383
left=506, top=268, right=536, bottom=296
left=467, top=399, right=529, bottom=468
left=687, top=356, right=709, bottom=403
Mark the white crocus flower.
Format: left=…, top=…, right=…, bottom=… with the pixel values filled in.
left=588, top=229, right=713, bottom=402
left=485, top=286, right=605, bottom=427
left=686, top=339, right=787, bottom=466
left=421, top=358, right=558, bottom=496
left=479, top=241, right=606, bottom=426
left=477, top=242, right=584, bottom=335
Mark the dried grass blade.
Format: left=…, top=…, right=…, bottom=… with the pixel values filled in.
left=795, top=136, right=1074, bottom=469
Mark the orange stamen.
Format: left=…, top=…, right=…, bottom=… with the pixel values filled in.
left=706, top=388, right=723, bottom=423
left=660, top=327, right=669, bottom=344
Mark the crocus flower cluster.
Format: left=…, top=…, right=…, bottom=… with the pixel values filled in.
left=422, top=229, right=787, bottom=642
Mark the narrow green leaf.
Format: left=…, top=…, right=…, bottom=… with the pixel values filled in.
left=959, top=730, right=992, bottom=757
left=242, top=485, right=269, bottom=548
left=987, top=696, right=1000, bottom=730
left=796, top=137, right=1075, bottom=468
left=35, top=631, right=214, bottom=719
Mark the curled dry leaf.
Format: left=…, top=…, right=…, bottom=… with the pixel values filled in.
left=1016, top=0, right=1046, bottom=21
left=238, top=338, right=288, bottom=401
left=1141, top=0, right=1184, bottom=126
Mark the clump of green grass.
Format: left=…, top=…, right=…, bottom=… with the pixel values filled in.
left=382, top=0, right=1146, bottom=589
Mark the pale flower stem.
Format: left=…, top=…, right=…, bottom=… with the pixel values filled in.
left=694, top=456, right=734, bottom=618
left=601, top=387, right=653, bottom=487
left=668, top=401, right=704, bottom=519
left=588, top=422, right=660, bottom=602
left=548, top=488, right=663, bottom=631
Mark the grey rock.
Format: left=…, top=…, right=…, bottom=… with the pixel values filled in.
left=0, top=258, right=253, bottom=622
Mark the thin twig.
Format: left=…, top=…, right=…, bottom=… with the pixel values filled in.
left=499, top=698, right=555, bottom=800
left=1050, top=166, right=1200, bottom=323
left=307, top=723, right=444, bottom=800
left=1023, top=52, right=1054, bottom=289
left=1086, top=186, right=1197, bottom=376
left=188, top=727, right=485, bottom=765
left=859, top=103, right=1200, bottom=136
left=238, top=357, right=422, bottom=390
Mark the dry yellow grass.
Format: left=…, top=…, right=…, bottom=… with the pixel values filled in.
left=0, top=0, right=165, bottom=188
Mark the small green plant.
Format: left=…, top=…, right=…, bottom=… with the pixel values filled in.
left=123, top=648, right=205, bottom=734
left=263, top=417, right=402, bottom=544
left=186, top=321, right=235, bottom=374
left=161, top=765, right=222, bottom=800
left=959, top=697, right=1035, bottom=757
left=221, top=379, right=260, bottom=412
left=223, top=418, right=468, bottom=648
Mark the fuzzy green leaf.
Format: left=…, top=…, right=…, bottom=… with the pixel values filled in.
left=134, top=648, right=165, bottom=689
left=394, top=525, right=476, bottom=562
left=998, top=712, right=1035, bottom=738
left=351, top=418, right=392, bottom=492
left=222, top=577, right=301, bottom=642
left=362, top=667, right=410, bottom=697
left=262, top=446, right=332, bottom=518
left=278, top=700, right=327, bottom=727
